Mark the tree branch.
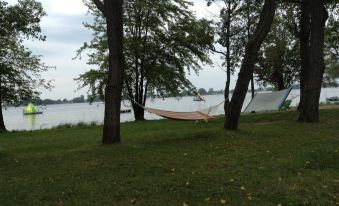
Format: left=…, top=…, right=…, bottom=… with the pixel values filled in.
left=281, top=0, right=334, bottom=4
left=92, top=0, right=106, bottom=16
left=281, top=0, right=301, bottom=4
left=210, top=46, right=227, bottom=56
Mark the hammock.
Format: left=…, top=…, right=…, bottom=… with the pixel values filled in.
left=135, top=101, right=224, bottom=122
left=129, top=88, right=292, bottom=121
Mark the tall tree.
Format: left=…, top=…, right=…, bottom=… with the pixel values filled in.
left=78, top=0, right=214, bottom=121
left=226, top=0, right=277, bottom=130
left=208, top=0, right=261, bottom=127
left=324, top=4, right=339, bottom=85
left=298, top=0, right=328, bottom=122
left=298, top=0, right=311, bottom=111
left=0, top=0, right=50, bottom=132
left=90, top=0, right=124, bottom=144
left=207, top=0, right=243, bottom=125
left=256, top=6, right=300, bottom=90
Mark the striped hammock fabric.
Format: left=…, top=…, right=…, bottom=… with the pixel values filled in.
left=144, top=107, right=212, bottom=121
left=138, top=101, right=225, bottom=122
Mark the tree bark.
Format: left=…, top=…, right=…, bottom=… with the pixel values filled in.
left=272, top=68, right=285, bottom=90
left=133, top=103, right=145, bottom=121
left=223, top=1, right=232, bottom=128
left=101, top=0, right=124, bottom=144
left=250, top=75, right=255, bottom=98
left=223, top=67, right=231, bottom=128
left=277, top=74, right=285, bottom=91
left=298, top=0, right=310, bottom=111
left=0, top=77, right=7, bottom=132
left=246, top=1, right=256, bottom=100
left=226, top=0, right=277, bottom=130
left=298, top=0, right=328, bottom=122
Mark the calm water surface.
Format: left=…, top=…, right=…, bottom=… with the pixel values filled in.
left=3, top=88, right=339, bottom=131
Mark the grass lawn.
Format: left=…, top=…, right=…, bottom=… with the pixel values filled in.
left=0, top=110, right=338, bottom=206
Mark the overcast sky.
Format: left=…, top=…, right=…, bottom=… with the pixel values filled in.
left=6, top=0, right=234, bottom=100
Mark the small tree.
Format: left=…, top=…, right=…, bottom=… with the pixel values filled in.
left=0, top=0, right=51, bottom=132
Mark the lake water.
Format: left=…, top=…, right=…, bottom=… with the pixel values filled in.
left=3, top=88, right=339, bottom=131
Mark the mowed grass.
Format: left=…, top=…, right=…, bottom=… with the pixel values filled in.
left=0, top=110, right=338, bottom=206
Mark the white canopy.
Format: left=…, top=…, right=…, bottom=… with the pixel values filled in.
left=244, top=88, right=292, bottom=113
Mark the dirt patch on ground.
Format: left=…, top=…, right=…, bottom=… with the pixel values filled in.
left=289, top=104, right=339, bottom=111
left=255, top=120, right=286, bottom=125
left=319, top=104, right=339, bottom=110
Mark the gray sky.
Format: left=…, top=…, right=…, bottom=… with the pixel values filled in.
left=6, top=0, right=234, bottom=100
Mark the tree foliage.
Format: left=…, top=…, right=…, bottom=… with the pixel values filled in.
left=0, top=0, right=51, bottom=131
left=77, top=0, right=214, bottom=120
left=0, top=0, right=50, bottom=103
left=256, top=5, right=300, bottom=90
left=325, top=4, right=339, bottom=81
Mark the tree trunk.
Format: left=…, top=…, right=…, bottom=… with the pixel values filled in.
left=223, top=59, right=231, bottom=128
left=223, top=1, right=231, bottom=128
left=272, top=68, right=285, bottom=90
left=133, top=103, right=145, bottom=121
left=223, top=78, right=230, bottom=128
left=101, top=0, right=124, bottom=144
left=0, top=77, right=7, bottom=132
left=226, top=0, right=277, bottom=130
left=298, top=0, right=310, bottom=111
left=298, top=0, right=327, bottom=122
left=250, top=75, right=255, bottom=98
left=277, top=74, right=285, bottom=91
left=246, top=2, right=255, bottom=100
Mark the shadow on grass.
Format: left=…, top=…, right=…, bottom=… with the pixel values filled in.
left=144, top=129, right=220, bottom=146
left=303, top=149, right=339, bottom=171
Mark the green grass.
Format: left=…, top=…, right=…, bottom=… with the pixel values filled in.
left=0, top=110, right=338, bottom=206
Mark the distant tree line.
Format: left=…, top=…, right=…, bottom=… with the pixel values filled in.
left=3, top=95, right=102, bottom=107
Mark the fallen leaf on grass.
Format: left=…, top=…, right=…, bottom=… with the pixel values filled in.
left=130, top=199, right=136, bottom=204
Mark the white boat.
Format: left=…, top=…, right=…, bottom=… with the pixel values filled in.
left=193, top=96, right=204, bottom=101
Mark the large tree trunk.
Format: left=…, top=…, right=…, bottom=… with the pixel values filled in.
left=298, top=0, right=327, bottom=122
left=298, top=0, right=310, bottom=111
left=226, top=0, right=277, bottom=130
left=0, top=78, right=7, bottom=132
left=101, top=0, right=124, bottom=144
